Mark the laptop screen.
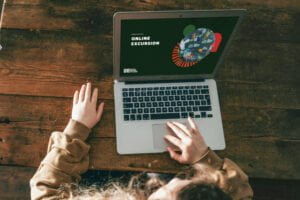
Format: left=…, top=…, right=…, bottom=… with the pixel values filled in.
left=119, top=16, right=239, bottom=78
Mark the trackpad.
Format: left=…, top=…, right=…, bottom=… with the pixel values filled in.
left=152, top=124, right=169, bottom=150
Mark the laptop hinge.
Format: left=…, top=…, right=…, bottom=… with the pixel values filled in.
left=124, top=79, right=205, bottom=85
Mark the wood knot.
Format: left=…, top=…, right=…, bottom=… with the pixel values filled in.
left=0, top=117, right=10, bottom=124
left=1, top=68, right=12, bottom=76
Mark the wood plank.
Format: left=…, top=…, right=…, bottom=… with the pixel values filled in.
left=0, top=33, right=299, bottom=103
left=1, top=95, right=299, bottom=178
left=0, top=165, right=33, bottom=200
left=0, top=95, right=299, bottom=138
left=0, top=136, right=299, bottom=179
left=1, top=1, right=299, bottom=43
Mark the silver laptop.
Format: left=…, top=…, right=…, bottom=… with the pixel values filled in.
left=113, top=10, right=245, bottom=154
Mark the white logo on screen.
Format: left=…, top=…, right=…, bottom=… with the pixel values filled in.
left=124, top=68, right=138, bottom=74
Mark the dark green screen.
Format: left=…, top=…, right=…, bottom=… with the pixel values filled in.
left=120, top=17, right=238, bottom=77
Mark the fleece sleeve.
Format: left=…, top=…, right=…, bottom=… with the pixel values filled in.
left=30, top=119, right=91, bottom=200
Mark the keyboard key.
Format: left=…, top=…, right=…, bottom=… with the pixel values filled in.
left=201, top=89, right=209, bottom=94
left=151, top=97, right=155, bottom=101
left=132, top=97, right=137, bottom=102
left=163, top=96, right=168, bottom=101
left=137, top=115, right=142, bottom=120
left=193, top=106, right=198, bottom=111
left=183, top=101, right=188, bottom=106
left=124, top=115, right=129, bottom=121
left=168, top=107, right=174, bottom=112
left=151, top=113, right=180, bottom=120
left=180, top=107, right=186, bottom=112
left=141, top=103, right=146, bottom=107
left=122, top=88, right=128, bottom=91
left=165, top=102, right=170, bottom=107
left=189, top=112, right=194, bottom=117
left=171, top=102, right=176, bottom=106
left=169, top=96, right=174, bottom=101
left=145, top=97, right=150, bottom=101
left=199, top=106, right=212, bottom=111
left=153, top=102, right=158, bottom=107
left=130, top=115, right=136, bottom=120
left=123, top=98, right=131, bottom=102
left=175, top=96, right=180, bottom=101
left=144, top=108, right=149, bottom=113
left=189, top=101, right=194, bottom=106
left=143, top=114, right=150, bottom=120
left=201, top=100, right=207, bottom=105
left=171, top=90, right=176, bottom=95
left=156, top=108, right=162, bottom=113
left=175, top=107, right=180, bottom=112
left=195, top=101, right=200, bottom=105
left=201, top=112, right=206, bottom=118
left=131, top=109, right=137, bottom=114
left=129, top=92, right=134, bottom=96
left=134, top=103, right=139, bottom=108
left=187, top=96, right=192, bottom=100
left=157, top=96, right=162, bottom=101
left=207, top=114, right=213, bottom=118
left=138, top=97, right=143, bottom=102
left=187, top=107, right=192, bottom=111
left=207, top=99, right=211, bottom=105
left=124, top=103, right=133, bottom=108
left=177, top=101, right=182, bottom=106
left=195, top=115, right=201, bottom=118
left=147, top=102, right=152, bottom=107
left=162, top=108, right=167, bottom=112
left=124, top=109, right=130, bottom=114
left=181, top=113, right=188, bottom=118
left=123, top=92, right=128, bottom=97
left=138, top=108, right=143, bottom=113
left=150, top=108, right=155, bottom=113
left=181, top=96, right=186, bottom=100
left=205, top=95, right=210, bottom=99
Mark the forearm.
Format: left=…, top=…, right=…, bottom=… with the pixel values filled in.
left=30, top=119, right=91, bottom=200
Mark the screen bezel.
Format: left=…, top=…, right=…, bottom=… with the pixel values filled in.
left=113, top=9, right=245, bottom=82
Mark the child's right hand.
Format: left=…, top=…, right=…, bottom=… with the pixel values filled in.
left=72, top=82, right=104, bottom=129
left=164, top=117, right=209, bottom=164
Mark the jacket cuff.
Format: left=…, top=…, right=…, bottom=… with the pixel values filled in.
left=63, top=119, right=91, bottom=141
left=193, top=148, right=223, bottom=169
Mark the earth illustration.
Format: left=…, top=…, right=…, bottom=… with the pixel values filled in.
left=178, top=28, right=215, bottom=62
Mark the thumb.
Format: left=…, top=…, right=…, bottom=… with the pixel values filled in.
left=167, top=147, right=182, bottom=163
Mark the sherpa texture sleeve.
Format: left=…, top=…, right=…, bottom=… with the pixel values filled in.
left=30, top=119, right=91, bottom=200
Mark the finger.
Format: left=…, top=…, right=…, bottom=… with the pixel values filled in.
left=79, top=84, right=86, bottom=102
left=167, top=122, right=189, bottom=140
left=172, top=121, right=192, bottom=136
left=167, top=147, right=182, bottom=162
left=73, top=90, right=79, bottom=105
left=96, top=102, right=105, bottom=121
left=165, top=139, right=181, bottom=152
left=91, top=88, right=98, bottom=105
left=85, top=82, right=92, bottom=102
left=188, top=116, right=199, bottom=133
left=164, top=134, right=182, bottom=148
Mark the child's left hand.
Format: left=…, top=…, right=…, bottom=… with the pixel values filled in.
left=72, top=82, right=105, bottom=129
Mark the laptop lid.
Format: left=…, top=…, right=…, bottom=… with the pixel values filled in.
left=113, top=10, right=245, bottom=82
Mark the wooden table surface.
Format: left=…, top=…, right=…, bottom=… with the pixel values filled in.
left=0, top=0, right=299, bottom=181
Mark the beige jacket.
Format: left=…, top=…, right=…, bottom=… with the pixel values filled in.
left=30, top=119, right=253, bottom=200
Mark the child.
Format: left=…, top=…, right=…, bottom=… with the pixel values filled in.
left=30, top=82, right=253, bottom=200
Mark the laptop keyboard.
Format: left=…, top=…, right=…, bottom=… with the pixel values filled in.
left=122, top=85, right=213, bottom=121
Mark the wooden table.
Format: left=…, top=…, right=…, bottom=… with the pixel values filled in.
left=0, top=0, right=299, bottom=189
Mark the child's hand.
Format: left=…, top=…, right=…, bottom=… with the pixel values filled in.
left=72, top=82, right=104, bottom=129
left=164, top=117, right=208, bottom=164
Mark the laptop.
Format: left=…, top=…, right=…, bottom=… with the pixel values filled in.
left=113, top=10, right=245, bottom=154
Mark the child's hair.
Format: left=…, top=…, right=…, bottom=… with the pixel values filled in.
left=58, top=173, right=231, bottom=200
left=178, top=183, right=232, bottom=200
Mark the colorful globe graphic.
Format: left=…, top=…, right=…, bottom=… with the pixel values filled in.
left=179, top=28, right=215, bottom=62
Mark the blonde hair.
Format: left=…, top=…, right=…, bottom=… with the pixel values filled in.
left=58, top=173, right=166, bottom=200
